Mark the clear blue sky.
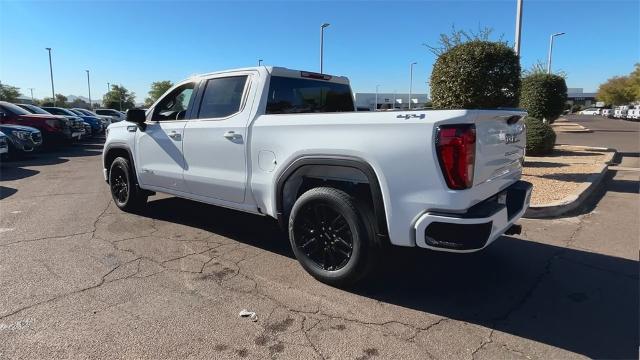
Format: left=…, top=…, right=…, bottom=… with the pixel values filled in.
left=1, top=0, right=638, bottom=103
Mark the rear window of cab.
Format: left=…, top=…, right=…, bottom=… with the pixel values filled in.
left=266, top=76, right=354, bottom=114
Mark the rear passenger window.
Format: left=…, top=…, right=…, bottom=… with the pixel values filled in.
left=266, top=76, right=355, bottom=114
left=197, top=76, right=248, bottom=119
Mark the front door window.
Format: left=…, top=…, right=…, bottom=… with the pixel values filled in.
left=152, top=83, right=195, bottom=121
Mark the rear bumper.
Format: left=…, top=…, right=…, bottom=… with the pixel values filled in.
left=414, top=181, right=532, bottom=253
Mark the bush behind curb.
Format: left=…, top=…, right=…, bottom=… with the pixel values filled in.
left=430, top=41, right=521, bottom=109
left=525, top=117, right=556, bottom=156
left=520, top=73, right=568, bottom=124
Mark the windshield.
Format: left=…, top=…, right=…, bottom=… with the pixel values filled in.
left=19, top=104, right=51, bottom=115
left=43, top=107, right=76, bottom=116
left=75, top=109, right=95, bottom=116
left=1, top=102, right=31, bottom=115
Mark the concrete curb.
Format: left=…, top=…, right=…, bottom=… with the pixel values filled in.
left=523, top=146, right=617, bottom=219
left=551, top=122, right=593, bottom=133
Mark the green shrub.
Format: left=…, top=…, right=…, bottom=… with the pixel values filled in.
left=520, top=73, right=568, bottom=124
left=525, top=117, right=556, bottom=156
left=430, top=41, right=521, bottom=109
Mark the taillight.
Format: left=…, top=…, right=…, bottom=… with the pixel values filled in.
left=436, top=124, right=476, bottom=190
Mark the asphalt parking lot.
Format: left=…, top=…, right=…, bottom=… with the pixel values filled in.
left=0, top=129, right=637, bottom=359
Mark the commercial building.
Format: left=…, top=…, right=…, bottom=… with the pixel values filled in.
left=566, top=88, right=597, bottom=107
left=354, top=92, right=429, bottom=111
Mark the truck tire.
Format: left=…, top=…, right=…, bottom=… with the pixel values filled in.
left=109, top=156, right=147, bottom=212
left=289, top=187, right=377, bottom=287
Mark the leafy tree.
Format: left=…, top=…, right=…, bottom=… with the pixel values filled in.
left=0, top=82, right=21, bottom=102
left=430, top=40, right=520, bottom=109
left=103, top=84, right=136, bottom=110
left=69, top=98, right=90, bottom=109
left=597, top=76, right=635, bottom=105
left=55, top=94, right=69, bottom=107
left=520, top=73, right=567, bottom=124
left=145, top=80, right=173, bottom=106
left=39, top=98, right=54, bottom=106
left=629, top=63, right=640, bottom=100
left=597, top=64, right=640, bottom=105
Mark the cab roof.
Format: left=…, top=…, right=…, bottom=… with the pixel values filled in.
left=193, top=66, right=350, bottom=85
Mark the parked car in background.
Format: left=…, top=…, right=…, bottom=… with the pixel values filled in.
left=580, top=108, right=601, bottom=115
left=601, top=109, right=613, bottom=118
left=614, top=106, right=629, bottom=119
left=39, top=107, right=88, bottom=138
left=68, top=109, right=104, bottom=134
left=95, top=108, right=125, bottom=122
left=1, top=101, right=80, bottom=143
left=0, top=124, right=42, bottom=157
left=0, top=131, right=8, bottom=158
left=72, top=108, right=111, bottom=128
left=626, top=106, right=640, bottom=120
left=82, top=122, right=93, bottom=137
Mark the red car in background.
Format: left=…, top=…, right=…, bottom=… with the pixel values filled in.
left=0, top=101, right=82, bottom=144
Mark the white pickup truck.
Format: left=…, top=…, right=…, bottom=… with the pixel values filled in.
left=102, top=66, right=531, bottom=286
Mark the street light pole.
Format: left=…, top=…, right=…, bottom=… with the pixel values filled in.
left=374, top=85, right=380, bottom=111
left=409, top=62, right=417, bottom=110
left=45, top=47, right=55, bottom=105
left=514, top=0, right=523, bottom=56
left=547, top=32, right=565, bottom=74
left=107, top=82, right=111, bottom=93
left=320, top=23, right=330, bottom=73
left=28, top=88, right=35, bottom=103
left=85, top=70, right=92, bottom=110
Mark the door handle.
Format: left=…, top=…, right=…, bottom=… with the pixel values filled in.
left=223, top=131, right=241, bottom=140
left=168, top=131, right=181, bottom=141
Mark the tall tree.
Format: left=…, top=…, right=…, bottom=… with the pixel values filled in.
left=103, top=85, right=136, bottom=110
left=629, top=63, right=640, bottom=100
left=55, top=94, right=69, bottom=107
left=597, top=76, right=635, bottom=105
left=597, top=64, right=640, bottom=105
left=0, top=82, right=21, bottom=102
left=145, top=80, right=173, bottom=106
left=69, top=98, right=90, bottom=109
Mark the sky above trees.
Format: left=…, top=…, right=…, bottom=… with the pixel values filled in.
left=1, top=1, right=638, bottom=103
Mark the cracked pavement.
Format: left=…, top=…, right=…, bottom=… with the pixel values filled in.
left=0, top=127, right=637, bottom=359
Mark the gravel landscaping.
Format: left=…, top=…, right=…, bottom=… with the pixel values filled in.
left=523, top=145, right=611, bottom=205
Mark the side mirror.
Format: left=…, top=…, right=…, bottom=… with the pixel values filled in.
left=127, top=109, right=146, bottom=126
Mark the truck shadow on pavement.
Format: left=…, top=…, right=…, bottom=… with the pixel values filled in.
left=140, top=196, right=638, bottom=359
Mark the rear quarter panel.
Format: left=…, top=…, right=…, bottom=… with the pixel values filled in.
left=249, top=109, right=526, bottom=247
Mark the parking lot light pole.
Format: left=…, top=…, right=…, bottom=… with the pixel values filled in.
left=547, top=32, right=565, bottom=74
left=374, top=85, right=380, bottom=111
left=320, top=23, right=330, bottom=74
left=28, top=88, right=35, bottom=103
left=514, top=0, right=523, bottom=56
left=45, top=47, right=55, bottom=105
left=107, top=82, right=110, bottom=93
left=409, top=62, right=417, bottom=110
left=85, top=70, right=92, bottom=110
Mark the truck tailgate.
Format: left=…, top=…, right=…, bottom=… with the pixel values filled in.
left=473, top=111, right=526, bottom=186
